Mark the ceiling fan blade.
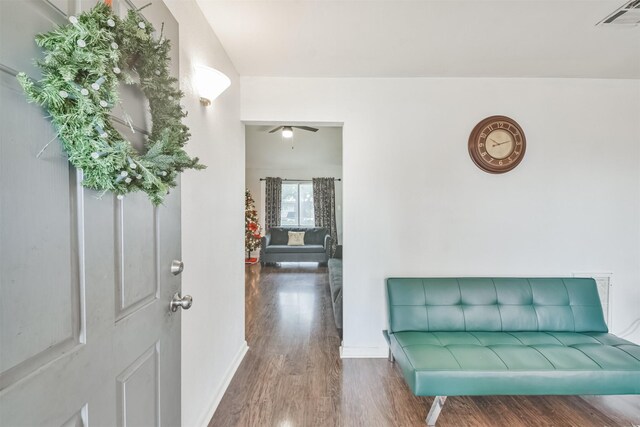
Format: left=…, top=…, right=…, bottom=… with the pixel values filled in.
left=293, top=126, right=319, bottom=132
left=268, top=126, right=284, bottom=133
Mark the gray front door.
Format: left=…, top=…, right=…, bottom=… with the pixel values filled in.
left=0, top=1, right=183, bottom=425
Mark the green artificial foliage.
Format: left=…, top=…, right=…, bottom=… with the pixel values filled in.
left=17, top=2, right=205, bottom=205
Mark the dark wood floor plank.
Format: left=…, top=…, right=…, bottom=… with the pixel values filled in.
left=209, top=263, right=640, bottom=426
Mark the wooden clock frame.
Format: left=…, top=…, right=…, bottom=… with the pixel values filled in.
left=468, top=115, right=527, bottom=174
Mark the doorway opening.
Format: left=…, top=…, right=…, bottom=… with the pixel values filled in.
left=244, top=123, right=344, bottom=336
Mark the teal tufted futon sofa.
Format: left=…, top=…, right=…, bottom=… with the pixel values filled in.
left=383, top=278, right=640, bottom=425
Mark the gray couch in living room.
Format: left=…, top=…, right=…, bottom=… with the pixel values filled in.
left=260, top=227, right=332, bottom=265
left=328, top=245, right=342, bottom=330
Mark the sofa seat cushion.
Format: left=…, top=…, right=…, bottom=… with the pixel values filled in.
left=390, top=331, right=640, bottom=396
left=264, top=244, right=325, bottom=254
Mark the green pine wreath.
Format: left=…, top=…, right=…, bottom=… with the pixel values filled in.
left=18, top=2, right=205, bottom=205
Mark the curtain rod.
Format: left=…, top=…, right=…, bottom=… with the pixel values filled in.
left=259, top=178, right=341, bottom=182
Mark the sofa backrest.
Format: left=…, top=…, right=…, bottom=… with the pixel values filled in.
left=387, top=278, right=607, bottom=333
left=268, top=227, right=329, bottom=245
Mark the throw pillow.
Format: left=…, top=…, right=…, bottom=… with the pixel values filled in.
left=288, top=231, right=305, bottom=246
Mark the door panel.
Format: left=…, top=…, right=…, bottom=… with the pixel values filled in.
left=44, top=0, right=68, bottom=15
left=116, top=84, right=151, bottom=133
left=60, top=405, right=88, bottom=427
left=116, top=342, right=160, bottom=426
left=0, top=0, right=182, bottom=425
left=0, top=0, right=66, bottom=77
left=0, top=70, right=83, bottom=389
left=116, top=195, right=159, bottom=320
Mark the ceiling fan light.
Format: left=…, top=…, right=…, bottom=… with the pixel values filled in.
left=282, top=126, right=293, bottom=138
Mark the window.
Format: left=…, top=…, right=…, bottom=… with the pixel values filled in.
left=281, top=182, right=314, bottom=227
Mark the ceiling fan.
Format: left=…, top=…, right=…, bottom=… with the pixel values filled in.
left=269, top=125, right=318, bottom=138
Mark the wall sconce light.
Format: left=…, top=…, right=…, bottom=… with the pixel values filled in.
left=194, top=65, right=231, bottom=107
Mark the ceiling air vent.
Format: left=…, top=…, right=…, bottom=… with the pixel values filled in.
left=597, top=0, right=640, bottom=26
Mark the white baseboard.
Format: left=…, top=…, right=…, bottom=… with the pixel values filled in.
left=197, top=341, right=249, bottom=427
left=339, top=345, right=388, bottom=358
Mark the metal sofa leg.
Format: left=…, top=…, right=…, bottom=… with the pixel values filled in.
left=388, top=348, right=395, bottom=363
left=426, top=396, right=447, bottom=426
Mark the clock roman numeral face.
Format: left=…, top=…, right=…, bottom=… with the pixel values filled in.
left=468, top=116, right=526, bottom=174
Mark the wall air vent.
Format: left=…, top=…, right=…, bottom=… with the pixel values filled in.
left=597, top=0, right=640, bottom=26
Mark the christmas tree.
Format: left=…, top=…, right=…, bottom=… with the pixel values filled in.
left=245, top=189, right=262, bottom=260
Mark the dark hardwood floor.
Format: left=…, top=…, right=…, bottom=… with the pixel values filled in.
left=209, top=263, right=640, bottom=426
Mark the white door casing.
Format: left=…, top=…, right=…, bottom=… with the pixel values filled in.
left=0, top=1, right=183, bottom=425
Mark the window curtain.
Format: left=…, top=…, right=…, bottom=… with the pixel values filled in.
left=312, top=177, right=338, bottom=257
left=264, top=177, right=282, bottom=230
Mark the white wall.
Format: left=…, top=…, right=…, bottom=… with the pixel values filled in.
left=163, top=1, right=246, bottom=426
left=241, top=77, right=640, bottom=353
left=245, top=126, right=343, bottom=244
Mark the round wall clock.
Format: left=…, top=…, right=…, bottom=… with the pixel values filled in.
left=468, top=115, right=526, bottom=174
